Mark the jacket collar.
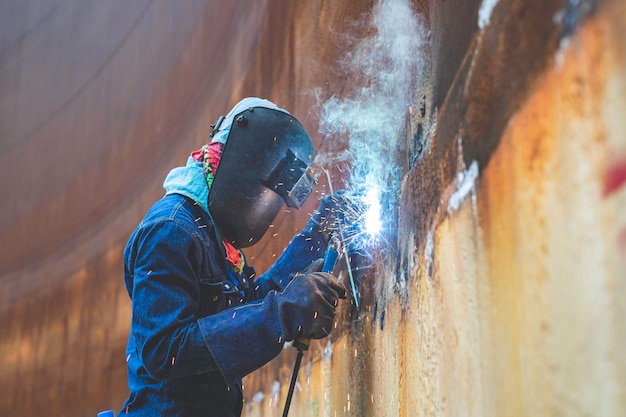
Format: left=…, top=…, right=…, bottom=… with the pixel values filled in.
left=163, top=157, right=209, bottom=214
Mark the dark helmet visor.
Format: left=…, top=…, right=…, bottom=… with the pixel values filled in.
left=263, top=148, right=316, bottom=209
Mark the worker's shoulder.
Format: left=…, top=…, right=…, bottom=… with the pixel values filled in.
left=141, top=193, right=205, bottom=230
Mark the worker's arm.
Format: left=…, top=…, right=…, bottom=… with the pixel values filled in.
left=200, top=272, right=346, bottom=385
left=253, top=195, right=343, bottom=295
left=129, top=219, right=343, bottom=385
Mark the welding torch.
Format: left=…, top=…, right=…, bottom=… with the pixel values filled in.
left=283, top=167, right=361, bottom=417
left=282, top=237, right=340, bottom=417
left=290, top=169, right=356, bottom=353
left=292, top=237, right=340, bottom=350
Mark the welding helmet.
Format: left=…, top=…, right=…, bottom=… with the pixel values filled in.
left=208, top=98, right=315, bottom=248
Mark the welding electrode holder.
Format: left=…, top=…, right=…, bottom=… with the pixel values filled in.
left=291, top=243, right=339, bottom=351
left=282, top=243, right=339, bottom=417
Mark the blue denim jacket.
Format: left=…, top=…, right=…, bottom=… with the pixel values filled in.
left=119, top=162, right=327, bottom=416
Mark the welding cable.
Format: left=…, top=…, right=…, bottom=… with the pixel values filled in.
left=282, top=347, right=304, bottom=417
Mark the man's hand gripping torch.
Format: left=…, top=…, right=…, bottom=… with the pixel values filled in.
left=282, top=233, right=343, bottom=417
left=283, top=170, right=358, bottom=417
left=292, top=233, right=341, bottom=350
left=293, top=169, right=359, bottom=352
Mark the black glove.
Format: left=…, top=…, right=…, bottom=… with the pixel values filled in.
left=198, top=263, right=346, bottom=384
left=288, top=257, right=324, bottom=279
left=276, top=272, right=347, bottom=341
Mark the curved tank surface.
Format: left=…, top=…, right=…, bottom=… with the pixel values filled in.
left=1, top=0, right=625, bottom=416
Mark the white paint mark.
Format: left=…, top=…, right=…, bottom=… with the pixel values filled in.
left=478, top=0, right=500, bottom=29
left=555, top=36, right=571, bottom=70
left=424, top=231, right=434, bottom=277
left=305, top=361, right=312, bottom=381
left=322, top=340, right=333, bottom=363
left=448, top=161, right=480, bottom=214
left=271, top=380, right=281, bottom=398
left=553, top=6, right=568, bottom=69
left=252, top=391, right=264, bottom=403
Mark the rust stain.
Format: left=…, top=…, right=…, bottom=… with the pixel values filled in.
left=1, top=0, right=625, bottom=416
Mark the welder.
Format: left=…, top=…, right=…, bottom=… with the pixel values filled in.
left=118, top=97, right=347, bottom=417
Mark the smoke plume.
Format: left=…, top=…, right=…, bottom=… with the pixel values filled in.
left=317, top=0, right=426, bottom=245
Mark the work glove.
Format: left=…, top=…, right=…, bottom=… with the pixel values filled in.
left=307, top=192, right=351, bottom=244
left=276, top=271, right=347, bottom=341
left=256, top=193, right=352, bottom=292
left=199, top=268, right=347, bottom=385
left=289, top=257, right=324, bottom=277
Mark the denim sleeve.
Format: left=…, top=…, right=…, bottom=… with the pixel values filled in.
left=131, top=219, right=286, bottom=385
left=198, top=292, right=285, bottom=385
left=130, top=220, right=219, bottom=380
left=253, top=216, right=328, bottom=295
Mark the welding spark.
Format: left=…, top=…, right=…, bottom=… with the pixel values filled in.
left=362, top=187, right=382, bottom=237
left=313, top=0, right=426, bottom=314
left=335, top=180, right=386, bottom=255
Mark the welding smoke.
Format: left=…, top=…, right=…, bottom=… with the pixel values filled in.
left=316, top=0, right=426, bottom=243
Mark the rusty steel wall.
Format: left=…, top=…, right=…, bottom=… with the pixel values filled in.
left=1, top=0, right=625, bottom=416
left=245, top=0, right=626, bottom=416
left=0, top=1, right=371, bottom=416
